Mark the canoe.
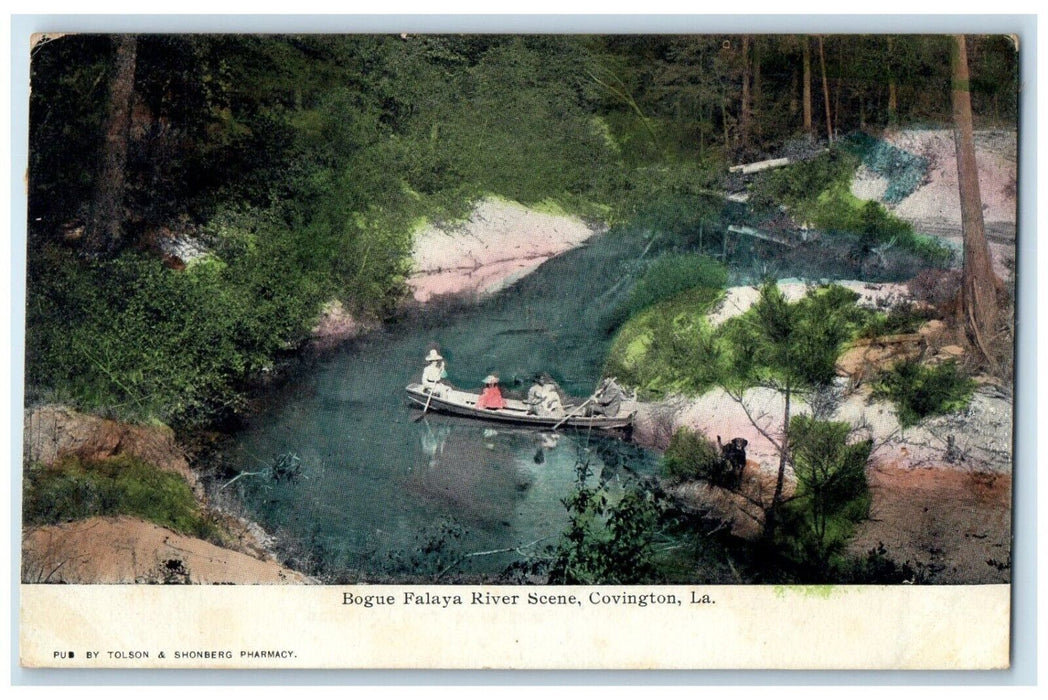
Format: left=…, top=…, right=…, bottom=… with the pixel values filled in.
left=405, top=383, right=634, bottom=430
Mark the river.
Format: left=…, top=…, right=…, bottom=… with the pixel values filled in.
left=226, top=228, right=665, bottom=582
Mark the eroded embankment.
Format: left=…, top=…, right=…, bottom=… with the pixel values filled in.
left=22, top=405, right=310, bottom=584
left=622, top=281, right=1012, bottom=583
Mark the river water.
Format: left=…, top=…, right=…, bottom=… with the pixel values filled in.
left=226, top=229, right=665, bottom=581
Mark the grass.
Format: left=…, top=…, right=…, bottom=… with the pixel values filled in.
left=23, top=454, right=224, bottom=544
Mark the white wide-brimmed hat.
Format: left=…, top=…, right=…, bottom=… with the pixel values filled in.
left=482, top=375, right=499, bottom=384
left=426, top=349, right=443, bottom=362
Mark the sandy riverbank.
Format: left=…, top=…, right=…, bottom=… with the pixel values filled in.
left=407, top=197, right=602, bottom=303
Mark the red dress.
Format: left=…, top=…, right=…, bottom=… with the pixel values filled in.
left=477, top=386, right=506, bottom=410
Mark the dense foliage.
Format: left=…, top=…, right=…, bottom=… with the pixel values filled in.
left=662, top=426, right=724, bottom=484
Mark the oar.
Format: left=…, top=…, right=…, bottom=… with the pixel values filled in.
left=551, top=397, right=594, bottom=431
left=414, top=390, right=434, bottom=422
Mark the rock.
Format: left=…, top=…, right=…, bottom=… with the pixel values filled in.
left=835, top=334, right=925, bottom=385
left=939, top=344, right=965, bottom=358
left=24, top=405, right=197, bottom=490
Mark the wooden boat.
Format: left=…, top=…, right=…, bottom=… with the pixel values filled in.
left=405, top=383, right=634, bottom=430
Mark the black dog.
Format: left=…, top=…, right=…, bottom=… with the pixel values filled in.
left=717, top=436, right=748, bottom=489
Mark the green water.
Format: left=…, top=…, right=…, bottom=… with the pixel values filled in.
left=227, top=230, right=663, bottom=581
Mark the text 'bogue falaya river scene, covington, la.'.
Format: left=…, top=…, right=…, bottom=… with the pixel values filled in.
left=20, top=30, right=1018, bottom=670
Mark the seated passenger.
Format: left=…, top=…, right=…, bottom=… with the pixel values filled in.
left=476, top=375, right=506, bottom=410
left=533, top=374, right=564, bottom=417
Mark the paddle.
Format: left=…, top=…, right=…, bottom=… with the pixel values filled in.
left=551, top=396, right=594, bottom=431
left=414, top=390, right=434, bottom=422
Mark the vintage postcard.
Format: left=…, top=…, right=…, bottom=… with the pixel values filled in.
left=18, top=30, right=1019, bottom=670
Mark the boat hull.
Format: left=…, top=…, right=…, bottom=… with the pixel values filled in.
left=405, top=384, right=633, bottom=430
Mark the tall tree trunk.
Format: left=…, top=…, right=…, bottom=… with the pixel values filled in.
left=84, top=35, right=137, bottom=258
left=753, top=36, right=762, bottom=142
left=740, top=35, right=751, bottom=149
left=818, top=35, right=833, bottom=143
left=952, top=34, right=1001, bottom=363
left=802, top=37, right=813, bottom=140
left=887, top=37, right=898, bottom=125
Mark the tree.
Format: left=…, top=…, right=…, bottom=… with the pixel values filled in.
left=782, top=415, right=872, bottom=574
left=83, top=35, right=137, bottom=258
left=721, top=283, right=861, bottom=534
left=802, top=36, right=813, bottom=140
left=951, top=33, right=1001, bottom=365
left=818, top=35, right=833, bottom=143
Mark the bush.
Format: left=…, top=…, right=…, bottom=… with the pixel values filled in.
left=856, top=303, right=935, bottom=339
left=872, top=359, right=976, bottom=428
left=23, top=454, right=222, bottom=542
left=548, top=461, right=661, bottom=584
left=662, top=427, right=724, bottom=484
left=607, top=253, right=727, bottom=330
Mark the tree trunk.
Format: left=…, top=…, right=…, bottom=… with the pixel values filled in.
left=802, top=37, right=813, bottom=140
left=753, top=37, right=762, bottom=142
left=84, top=35, right=137, bottom=258
left=767, top=383, right=792, bottom=536
left=818, top=35, right=833, bottom=143
left=740, top=35, right=751, bottom=148
left=887, top=37, right=898, bottom=124
left=952, top=34, right=1001, bottom=363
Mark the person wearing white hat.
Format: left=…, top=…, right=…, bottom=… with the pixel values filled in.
left=421, top=349, right=448, bottom=395
left=476, top=374, right=506, bottom=410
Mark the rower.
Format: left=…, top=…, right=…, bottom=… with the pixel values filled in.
left=421, top=349, right=448, bottom=396
left=477, top=375, right=506, bottom=410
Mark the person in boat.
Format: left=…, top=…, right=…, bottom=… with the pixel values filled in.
left=590, top=377, right=625, bottom=417
left=477, top=374, right=506, bottom=409
left=476, top=374, right=507, bottom=410
left=421, top=349, right=449, bottom=396
left=528, top=374, right=564, bottom=417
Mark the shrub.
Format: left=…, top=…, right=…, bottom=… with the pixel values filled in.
left=548, top=461, right=661, bottom=585
left=872, top=359, right=976, bottom=428
left=856, top=303, right=936, bottom=339
left=23, top=454, right=222, bottom=543
left=662, top=427, right=724, bottom=484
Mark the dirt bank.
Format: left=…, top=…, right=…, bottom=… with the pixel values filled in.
left=22, top=516, right=309, bottom=584
left=849, top=464, right=1011, bottom=584
left=25, top=405, right=199, bottom=491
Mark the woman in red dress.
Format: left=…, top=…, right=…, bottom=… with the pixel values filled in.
left=476, top=375, right=506, bottom=410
